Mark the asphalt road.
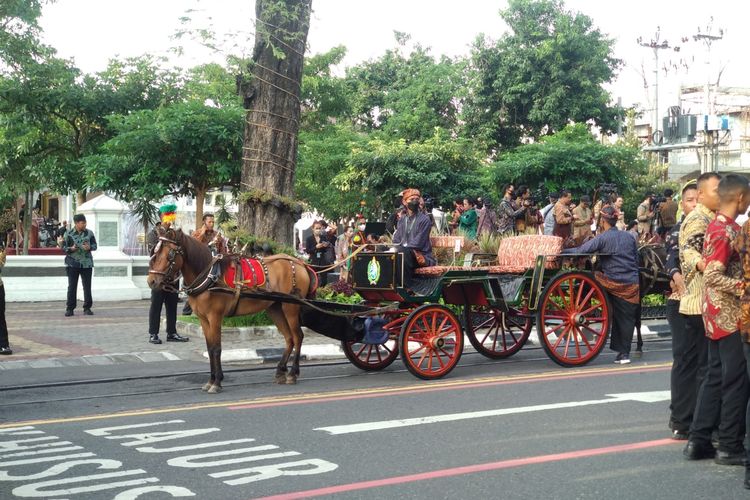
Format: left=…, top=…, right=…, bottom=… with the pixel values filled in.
left=1, top=339, right=748, bottom=500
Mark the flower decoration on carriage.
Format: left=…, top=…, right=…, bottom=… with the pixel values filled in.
left=159, top=203, right=177, bottom=225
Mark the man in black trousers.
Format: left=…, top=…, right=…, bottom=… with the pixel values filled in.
left=58, top=214, right=97, bottom=317
left=146, top=205, right=188, bottom=345
left=664, top=181, right=698, bottom=439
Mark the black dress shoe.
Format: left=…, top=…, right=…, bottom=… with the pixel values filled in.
left=166, top=333, right=189, bottom=342
left=684, top=441, right=716, bottom=460
left=83, top=309, right=93, bottom=316
left=149, top=334, right=162, bottom=344
left=0, top=347, right=12, bottom=355
left=65, top=310, right=73, bottom=317
left=671, top=429, right=688, bottom=441
left=715, top=450, right=746, bottom=466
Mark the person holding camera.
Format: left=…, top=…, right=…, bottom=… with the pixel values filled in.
left=637, top=193, right=655, bottom=240
left=58, top=214, right=97, bottom=317
left=306, top=220, right=335, bottom=285
left=659, top=188, right=678, bottom=234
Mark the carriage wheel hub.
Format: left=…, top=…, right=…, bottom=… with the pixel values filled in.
left=569, top=313, right=586, bottom=325
left=430, top=337, right=446, bottom=349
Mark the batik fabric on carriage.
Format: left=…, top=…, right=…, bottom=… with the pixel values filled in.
left=701, top=213, right=743, bottom=340
left=678, top=203, right=714, bottom=315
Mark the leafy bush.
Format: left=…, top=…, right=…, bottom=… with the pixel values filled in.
left=316, top=281, right=363, bottom=304
left=641, top=293, right=666, bottom=307
left=178, top=310, right=274, bottom=327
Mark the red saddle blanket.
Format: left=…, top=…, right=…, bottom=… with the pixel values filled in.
left=224, top=258, right=267, bottom=289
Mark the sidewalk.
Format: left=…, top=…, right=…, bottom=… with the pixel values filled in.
left=0, top=299, right=671, bottom=371
left=0, top=299, right=344, bottom=371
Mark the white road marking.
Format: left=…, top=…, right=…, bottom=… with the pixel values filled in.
left=314, top=391, right=671, bottom=435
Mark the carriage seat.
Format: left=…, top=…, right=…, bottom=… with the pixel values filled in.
left=413, top=235, right=563, bottom=277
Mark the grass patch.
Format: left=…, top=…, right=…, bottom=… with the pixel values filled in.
left=178, top=311, right=274, bottom=327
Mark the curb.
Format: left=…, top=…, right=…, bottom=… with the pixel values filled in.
left=0, top=352, right=181, bottom=370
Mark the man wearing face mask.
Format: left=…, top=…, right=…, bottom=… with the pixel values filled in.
left=393, top=188, right=436, bottom=290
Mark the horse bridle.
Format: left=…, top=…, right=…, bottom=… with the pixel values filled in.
left=149, top=235, right=184, bottom=292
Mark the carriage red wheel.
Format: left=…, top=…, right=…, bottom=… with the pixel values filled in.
left=464, top=305, right=532, bottom=359
left=341, top=337, right=399, bottom=371
left=536, top=271, right=610, bottom=367
left=399, top=304, right=463, bottom=380
left=341, top=314, right=402, bottom=371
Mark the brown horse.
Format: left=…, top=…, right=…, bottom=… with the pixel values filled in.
left=146, top=227, right=312, bottom=393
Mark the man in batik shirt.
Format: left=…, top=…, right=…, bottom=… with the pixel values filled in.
left=733, top=190, right=750, bottom=488
left=684, top=174, right=750, bottom=465
left=678, top=172, right=720, bottom=446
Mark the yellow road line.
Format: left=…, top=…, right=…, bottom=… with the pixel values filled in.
left=0, top=362, right=672, bottom=428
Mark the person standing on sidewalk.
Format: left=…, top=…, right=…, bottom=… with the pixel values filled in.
left=665, top=180, right=698, bottom=440
left=146, top=205, right=188, bottom=345
left=684, top=174, right=749, bottom=465
left=0, top=244, right=11, bottom=355
left=58, top=214, right=96, bottom=317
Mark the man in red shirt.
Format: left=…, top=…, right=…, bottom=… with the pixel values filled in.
left=684, top=174, right=750, bottom=465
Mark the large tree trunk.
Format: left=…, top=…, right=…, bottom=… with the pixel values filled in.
left=195, top=187, right=206, bottom=231
left=238, top=0, right=312, bottom=247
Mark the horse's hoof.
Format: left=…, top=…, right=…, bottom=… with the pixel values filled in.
left=275, top=376, right=287, bottom=385
left=286, top=376, right=297, bottom=385
left=207, top=385, right=222, bottom=394
left=201, top=383, right=212, bottom=392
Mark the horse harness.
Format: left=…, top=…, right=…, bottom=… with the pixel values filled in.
left=148, top=235, right=185, bottom=293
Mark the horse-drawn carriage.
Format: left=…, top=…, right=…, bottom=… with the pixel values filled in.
left=148, top=229, right=668, bottom=391
left=324, top=235, right=612, bottom=380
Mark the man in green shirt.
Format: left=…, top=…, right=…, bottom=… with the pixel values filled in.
left=58, top=214, right=97, bottom=317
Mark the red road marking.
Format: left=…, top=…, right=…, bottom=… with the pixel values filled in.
left=254, top=438, right=678, bottom=500
left=228, top=365, right=670, bottom=411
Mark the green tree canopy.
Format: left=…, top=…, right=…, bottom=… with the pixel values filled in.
left=340, top=132, right=485, bottom=217
left=485, top=124, right=647, bottom=202
left=86, top=101, right=243, bottom=227
left=345, top=34, right=465, bottom=142
left=463, top=0, right=622, bottom=152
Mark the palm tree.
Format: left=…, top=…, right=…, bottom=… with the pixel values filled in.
left=129, top=198, right=159, bottom=254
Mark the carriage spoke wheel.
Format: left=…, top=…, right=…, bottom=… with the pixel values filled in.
left=537, top=271, right=610, bottom=367
left=400, top=304, right=463, bottom=380
left=341, top=318, right=401, bottom=371
left=465, top=304, right=532, bottom=359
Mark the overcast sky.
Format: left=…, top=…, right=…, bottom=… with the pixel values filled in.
left=39, top=0, right=750, bottom=119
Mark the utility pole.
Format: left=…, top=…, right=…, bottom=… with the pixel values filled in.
left=638, top=27, right=681, bottom=148
left=693, top=18, right=724, bottom=172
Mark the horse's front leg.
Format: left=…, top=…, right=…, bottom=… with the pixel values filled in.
left=203, top=314, right=224, bottom=394
left=198, top=315, right=215, bottom=391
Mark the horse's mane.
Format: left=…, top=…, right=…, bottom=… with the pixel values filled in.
left=176, top=229, right=213, bottom=275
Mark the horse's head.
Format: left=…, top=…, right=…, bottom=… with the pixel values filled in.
left=147, top=227, right=184, bottom=292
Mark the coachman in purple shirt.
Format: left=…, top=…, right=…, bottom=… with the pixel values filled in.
left=393, top=188, right=436, bottom=288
